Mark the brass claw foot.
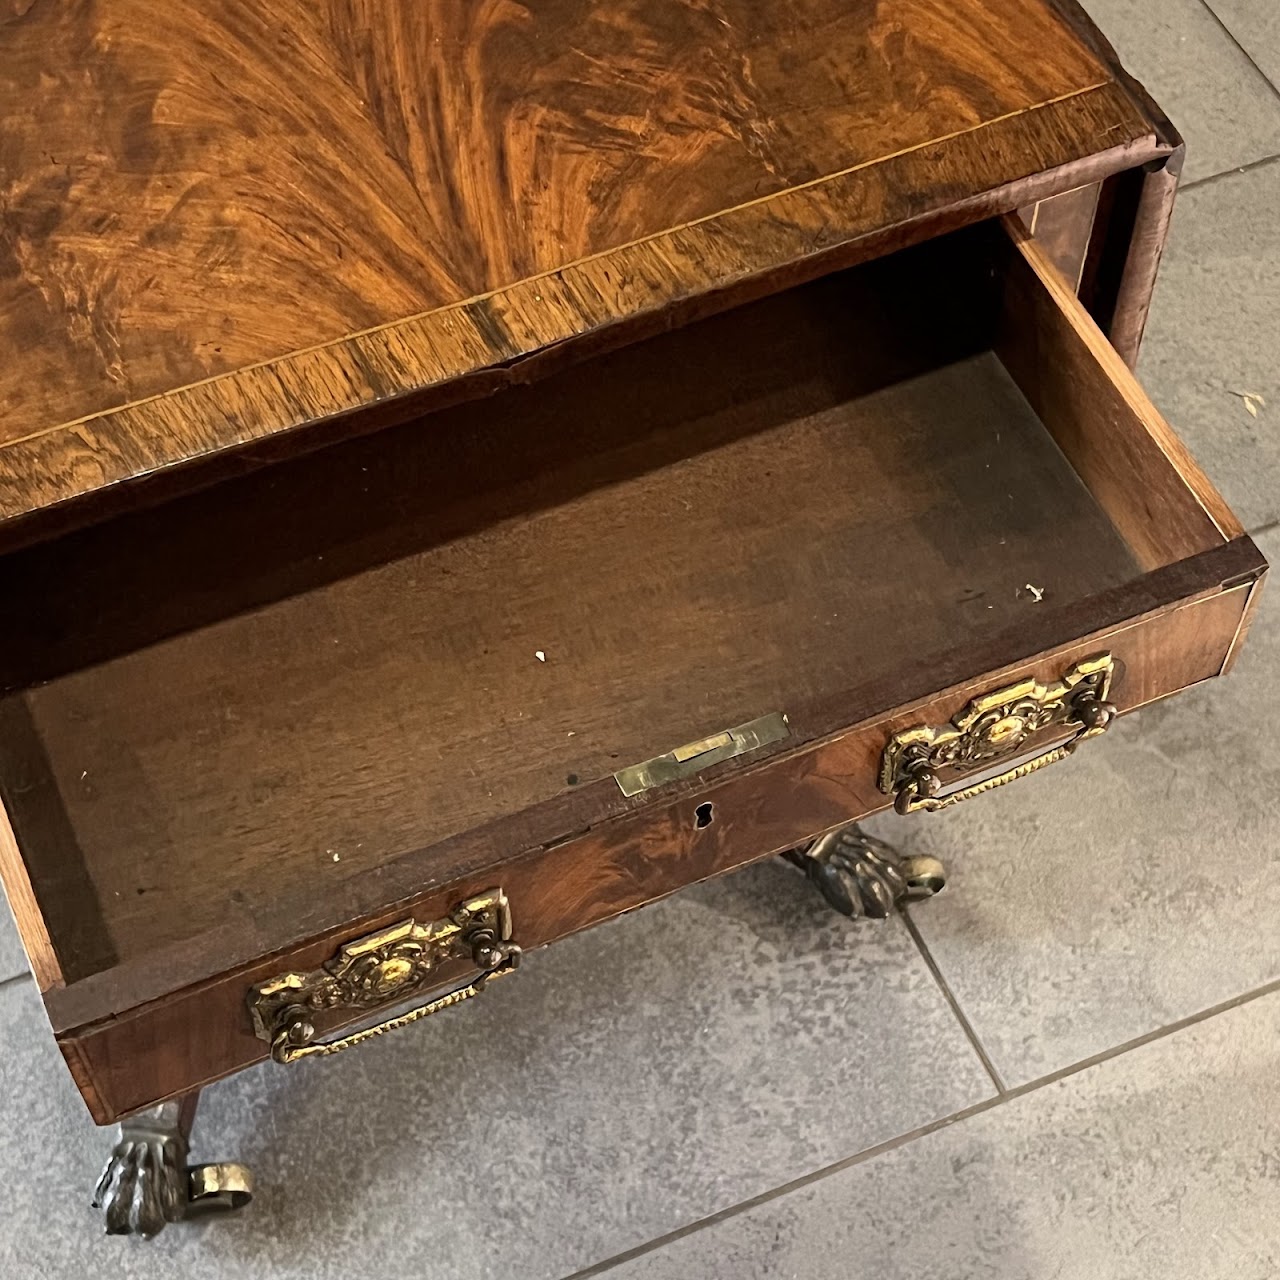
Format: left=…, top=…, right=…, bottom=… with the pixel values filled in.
left=92, top=1098, right=252, bottom=1238
left=781, top=823, right=946, bottom=919
left=92, top=1104, right=189, bottom=1238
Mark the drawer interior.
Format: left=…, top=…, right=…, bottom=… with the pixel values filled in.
left=0, top=219, right=1236, bottom=991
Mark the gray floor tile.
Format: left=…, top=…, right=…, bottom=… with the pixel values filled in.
left=1138, top=159, right=1280, bottom=531
left=881, top=522, right=1280, bottom=1087
left=1209, top=0, right=1280, bottom=90
left=606, top=989, right=1280, bottom=1280
left=1080, top=0, right=1280, bottom=182
left=0, top=860, right=992, bottom=1280
left=0, top=897, right=30, bottom=983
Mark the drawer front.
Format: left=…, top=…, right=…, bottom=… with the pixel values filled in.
left=59, top=568, right=1260, bottom=1123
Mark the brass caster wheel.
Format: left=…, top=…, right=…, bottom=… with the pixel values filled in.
left=186, top=1163, right=254, bottom=1218
left=901, top=853, right=947, bottom=899
left=781, top=823, right=946, bottom=920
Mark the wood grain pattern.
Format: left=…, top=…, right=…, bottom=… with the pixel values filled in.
left=1, top=211, right=1255, bottom=1016
left=1021, top=183, right=1101, bottom=290
left=0, top=229, right=993, bottom=694
left=0, top=696, right=118, bottom=982
left=1042, top=0, right=1186, bottom=368
left=0, top=0, right=1249, bottom=1128
left=1108, top=148, right=1184, bottom=366
left=997, top=217, right=1242, bottom=567
left=1221, top=569, right=1269, bottom=676
left=56, top=1037, right=108, bottom=1124
left=54, top=564, right=1262, bottom=1123
left=0, top=0, right=1158, bottom=536
left=8, top=263, right=1143, bottom=984
left=0, top=784, right=59, bottom=990
left=38, top=529, right=1269, bottom=1042
left=0, top=0, right=1106, bottom=424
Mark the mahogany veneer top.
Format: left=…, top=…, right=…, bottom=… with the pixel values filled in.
left=0, top=0, right=1157, bottom=530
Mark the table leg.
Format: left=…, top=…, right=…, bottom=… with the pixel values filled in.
left=781, top=822, right=946, bottom=920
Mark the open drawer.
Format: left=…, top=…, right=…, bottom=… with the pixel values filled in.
left=0, top=216, right=1264, bottom=1122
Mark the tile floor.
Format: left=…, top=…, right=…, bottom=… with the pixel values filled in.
left=1, top=2, right=1277, bottom=1276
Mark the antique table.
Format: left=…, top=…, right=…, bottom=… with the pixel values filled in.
left=0, top=0, right=1266, bottom=1238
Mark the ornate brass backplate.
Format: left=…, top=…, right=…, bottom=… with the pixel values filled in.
left=248, top=889, right=520, bottom=1063
left=880, top=654, right=1116, bottom=814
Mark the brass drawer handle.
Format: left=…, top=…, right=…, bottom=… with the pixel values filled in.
left=248, top=890, right=521, bottom=1065
left=880, top=655, right=1117, bottom=815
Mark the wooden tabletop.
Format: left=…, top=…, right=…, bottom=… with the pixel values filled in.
left=1, top=0, right=1163, bottom=535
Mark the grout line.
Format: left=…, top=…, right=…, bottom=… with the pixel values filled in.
left=1181, top=151, right=1280, bottom=194
left=0, top=971, right=31, bottom=993
left=1248, top=517, right=1280, bottom=539
left=1197, top=0, right=1280, bottom=103
left=899, top=906, right=1008, bottom=1094
left=564, top=978, right=1280, bottom=1279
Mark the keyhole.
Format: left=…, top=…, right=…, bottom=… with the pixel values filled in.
left=694, top=802, right=715, bottom=829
